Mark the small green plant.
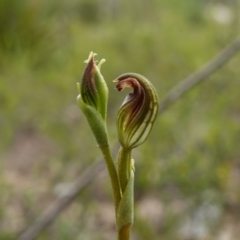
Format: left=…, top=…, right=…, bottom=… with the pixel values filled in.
left=77, top=52, right=159, bottom=240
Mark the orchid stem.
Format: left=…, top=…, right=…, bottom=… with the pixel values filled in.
left=100, top=144, right=122, bottom=215
left=117, top=147, right=132, bottom=192
left=118, top=224, right=131, bottom=240
left=117, top=147, right=133, bottom=240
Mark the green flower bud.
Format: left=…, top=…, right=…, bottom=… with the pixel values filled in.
left=114, top=73, right=159, bottom=149
left=80, top=51, right=108, bottom=120
left=77, top=52, right=109, bottom=147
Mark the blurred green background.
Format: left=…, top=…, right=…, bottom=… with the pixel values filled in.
left=1, top=0, right=240, bottom=239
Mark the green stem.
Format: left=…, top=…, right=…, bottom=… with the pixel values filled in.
left=100, top=144, right=122, bottom=214
left=117, top=147, right=133, bottom=240
left=117, top=147, right=132, bottom=192
left=118, top=224, right=131, bottom=240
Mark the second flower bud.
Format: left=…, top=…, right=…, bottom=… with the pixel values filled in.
left=114, top=73, right=159, bottom=149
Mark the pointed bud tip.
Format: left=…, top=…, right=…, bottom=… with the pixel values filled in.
left=83, top=51, right=97, bottom=64
left=98, top=59, right=106, bottom=69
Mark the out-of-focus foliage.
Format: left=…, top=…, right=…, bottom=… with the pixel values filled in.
left=0, top=0, right=240, bottom=239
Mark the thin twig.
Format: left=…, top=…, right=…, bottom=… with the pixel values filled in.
left=159, top=36, right=240, bottom=113
left=18, top=36, right=240, bottom=240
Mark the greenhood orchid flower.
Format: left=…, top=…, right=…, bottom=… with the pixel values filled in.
left=114, top=73, right=159, bottom=149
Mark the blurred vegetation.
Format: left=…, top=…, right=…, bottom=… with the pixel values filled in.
left=0, top=0, right=240, bottom=239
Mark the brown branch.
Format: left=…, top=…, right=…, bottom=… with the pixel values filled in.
left=18, top=36, right=240, bottom=240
